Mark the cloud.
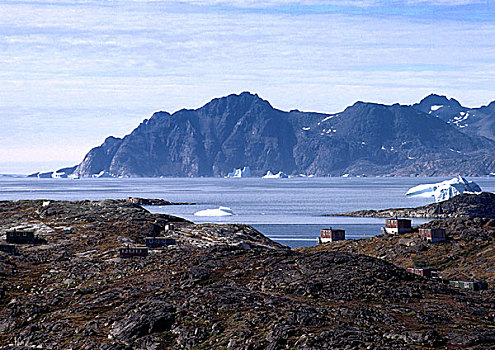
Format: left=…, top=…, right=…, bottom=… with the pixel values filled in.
left=406, top=0, right=485, bottom=5
left=0, top=0, right=494, bottom=172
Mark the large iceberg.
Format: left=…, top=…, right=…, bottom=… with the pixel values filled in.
left=194, top=206, right=234, bottom=216
left=262, top=171, right=288, bottom=179
left=406, top=176, right=482, bottom=202
left=225, top=166, right=251, bottom=178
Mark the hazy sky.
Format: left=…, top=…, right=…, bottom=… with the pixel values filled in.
left=1, top=0, right=494, bottom=174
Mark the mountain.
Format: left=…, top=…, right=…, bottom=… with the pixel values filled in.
left=45, top=92, right=495, bottom=177
left=413, top=94, right=495, bottom=141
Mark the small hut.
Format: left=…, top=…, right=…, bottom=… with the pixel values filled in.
left=6, top=229, right=36, bottom=244
left=381, top=219, right=412, bottom=235
left=318, top=228, right=345, bottom=244
left=407, top=267, right=439, bottom=279
left=419, top=228, right=446, bottom=242
left=119, top=246, right=148, bottom=258
left=0, top=244, right=18, bottom=255
left=145, top=237, right=176, bottom=248
left=449, top=280, right=488, bottom=291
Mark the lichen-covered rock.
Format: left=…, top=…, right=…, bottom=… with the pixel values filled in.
left=331, top=192, right=495, bottom=219
left=0, top=199, right=494, bottom=349
left=110, top=300, right=175, bottom=344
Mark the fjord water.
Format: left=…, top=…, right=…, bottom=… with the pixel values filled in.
left=1, top=177, right=494, bottom=247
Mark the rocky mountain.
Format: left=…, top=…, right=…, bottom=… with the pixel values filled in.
left=42, top=92, right=495, bottom=177
left=413, top=93, right=495, bottom=142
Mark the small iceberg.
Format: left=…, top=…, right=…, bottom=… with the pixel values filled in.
left=288, top=174, right=313, bottom=178
left=91, top=171, right=114, bottom=178
left=194, top=206, right=234, bottom=217
left=225, top=166, right=251, bottom=178
left=406, top=176, right=482, bottom=202
left=51, top=171, right=68, bottom=179
left=262, top=171, right=288, bottom=179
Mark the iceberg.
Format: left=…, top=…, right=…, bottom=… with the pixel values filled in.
left=406, top=176, right=482, bottom=202
left=51, top=171, right=68, bottom=179
left=288, top=174, right=314, bottom=178
left=194, top=206, right=234, bottom=217
left=262, top=171, right=288, bottom=179
left=225, top=166, right=251, bottom=178
left=91, top=171, right=114, bottom=178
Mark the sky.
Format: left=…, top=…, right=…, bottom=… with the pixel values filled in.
left=1, top=0, right=494, bottom=174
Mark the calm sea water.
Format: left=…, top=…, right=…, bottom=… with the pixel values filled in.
left=1, top=177, right=494, bottom=247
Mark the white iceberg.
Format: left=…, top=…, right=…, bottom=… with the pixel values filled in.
left=262, top=171, right=288, bottom=179
left=51, top=171, right=68, bottom=179
left=288, top=174, right=314, bottom=178
left=194, top=206, right=234, bottom=217
left=225, top=166, right=251, bottom=178
left=91, top=171, right=114, bottom=178
left=406, top=176, right=482, bottom=202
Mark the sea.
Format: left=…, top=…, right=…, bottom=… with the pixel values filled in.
left=1, top=177, right=494, bottom=248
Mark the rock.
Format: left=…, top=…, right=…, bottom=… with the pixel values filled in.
left=125, top=197, right=194, bottom=206
left=0, top=199, right=494, bottom=349
left=330, top=192, right=495, bottom=219
left=110, top=300, right=175, bottom=344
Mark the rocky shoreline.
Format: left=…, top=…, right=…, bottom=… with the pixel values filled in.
left=327, top=192, right=495, bottom=219
left=0, top=199, right=494, bottom=349
left=124, top=197, right=195, bottom=206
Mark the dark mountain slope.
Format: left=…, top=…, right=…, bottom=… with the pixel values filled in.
left=63, top=92, right=495, bottom=177
left=293, top=101, right=495, bottom=176
left=74, top=93, right=299, bottom=177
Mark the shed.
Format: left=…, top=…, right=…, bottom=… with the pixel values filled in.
left=318, top=228, right=345, bottom=244
left=449, top=280, right=488, bottom=291
left=145, top=237, right=176, bottom=248
left=382, top=219, right=412, bottom=235
left=6, top=229, right=36, bottom=244
left=119, top=246, right=149, bottom=258
left=419, top=228, right=446, bottom=242
left=0, top=244, right=18, bottom=255
left=407, top=267, right=439, bottom=279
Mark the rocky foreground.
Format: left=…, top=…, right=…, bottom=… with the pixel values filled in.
left=328, top=192, right=495, bottom=219
left=0, top=199, right=494, bottom=349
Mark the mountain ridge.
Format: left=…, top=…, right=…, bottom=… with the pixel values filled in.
left=31, top=92, right=495, bottom=178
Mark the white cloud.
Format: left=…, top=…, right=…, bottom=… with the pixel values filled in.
left=0, top=0, right=494, bottom=172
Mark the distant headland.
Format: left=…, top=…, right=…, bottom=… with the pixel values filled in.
left=30, top=92, right=495, bottom=178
